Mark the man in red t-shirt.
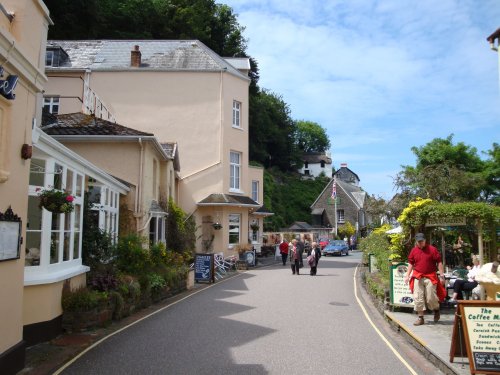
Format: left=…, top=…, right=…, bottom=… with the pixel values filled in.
left=279, top=239, right=289, bottom=266
left=404, top=233, right=445, bottom=326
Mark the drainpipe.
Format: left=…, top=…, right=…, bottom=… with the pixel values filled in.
left=136, top=138, right=144, bottom=232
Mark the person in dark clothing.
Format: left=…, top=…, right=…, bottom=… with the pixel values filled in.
left=309, top=242, right=322, bottom=276
left=296, top=238, right=304, bottom=268
left=290, top=239, right=300, bottom=275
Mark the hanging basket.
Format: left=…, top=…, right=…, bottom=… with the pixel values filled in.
left=250, top=224, right=260, bottom=232
left=212, top=222, right=222, bottom=230
left=37, top=188, right=75, bottom=214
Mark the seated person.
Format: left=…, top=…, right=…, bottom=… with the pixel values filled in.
left=449, top=257, right=480, bottom=302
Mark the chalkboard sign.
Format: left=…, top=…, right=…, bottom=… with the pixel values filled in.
left=474, top=352, right=500, bottom=372
left=455, top=301, right=500, bottom=374
left=194, top=253, right=214, bottom=283
left=389, top=262, right=414, bottom=307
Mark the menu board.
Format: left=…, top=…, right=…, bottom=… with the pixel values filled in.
left=0, top=221, right=21, bottom=262
left=194, top=253, right=214, bottom=283
left=390, top=262, right=414, bottom=307
left=454, top=301, right=500, bottom=374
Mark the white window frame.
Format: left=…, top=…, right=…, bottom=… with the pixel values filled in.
left=337, top=209, right=345, bottom=224
left=252, top=180, right=259, bottom=203
left=43, top=96, right=60, bottom=114
left=232, top=100, right=241, bottom=128
left=25, top=158, right=85, bottom=278
left=228, top=214, right=241, bottom=245
left=45, top=51, right=54, bottom=67
left=149, top=215, right=166, bottom=245
left=230, top=151, right=241, bottom=192
left=88, top=180, right=120, bottom=244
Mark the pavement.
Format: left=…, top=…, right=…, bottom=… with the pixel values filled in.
left=384, top=302, right=472, bottom=375
left=19, top=254, right=472, bottom=375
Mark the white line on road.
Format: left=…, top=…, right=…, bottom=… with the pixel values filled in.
left=353, top=265, right=418, bottom=375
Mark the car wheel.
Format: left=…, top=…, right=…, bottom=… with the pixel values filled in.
left=346, top=250, right=349, bottom=256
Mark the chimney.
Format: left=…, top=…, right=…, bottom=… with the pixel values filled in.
left=131, top=45, right=141, bottom=67
left=340, top=163, right=347, bottom=168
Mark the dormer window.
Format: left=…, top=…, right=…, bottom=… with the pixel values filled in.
left=45, top=51, right=54, bottom=67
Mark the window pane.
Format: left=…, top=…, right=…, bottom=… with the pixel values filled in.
left=27, top=196, right=42, bottom=231
left=54, top=164, right=63, bottom=190
left=76, top=175, right=83, bottom=197
left=88, top=186, right=101, bottom=204
left=25, top=232, right=41, bottom=267
left=50, top=232, right=60, bottom=264
left=29, top=159, right=45, bottom=186
left=66, top=169, right=73, bottom=193
left=73, top=205, right=81, bottom=229
left=228, top=214, right=240, bottom=244
left=73, top=232, right=80, bottom=260
left=63, top=232, right=71, bottom=261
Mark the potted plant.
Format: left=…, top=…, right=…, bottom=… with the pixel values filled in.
left=212, top=222, right=222, bottom=230
left=250, top=223, right=260, bottom=232
left=36, top=187, right=75, bottom=214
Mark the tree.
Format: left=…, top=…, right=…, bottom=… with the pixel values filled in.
left=295, top=120, right=330, bottom=153
left=395, top=135, right=491, bottom=203
left=249, top=90, right=301, bottom=171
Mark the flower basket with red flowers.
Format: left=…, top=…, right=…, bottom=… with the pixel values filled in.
left=37, top=187, right=75, bottom=214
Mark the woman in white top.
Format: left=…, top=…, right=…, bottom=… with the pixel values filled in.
left=450, top=257, right=480, bottom=302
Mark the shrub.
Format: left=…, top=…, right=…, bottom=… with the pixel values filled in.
left=62, top=287, right=108, bottom=312
left=115, top=235, right=150, bottom=274
left=88, top=269, right=118, bottom=292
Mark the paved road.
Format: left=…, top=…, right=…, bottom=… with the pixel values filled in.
left=59, top=252, right=436, bottom=374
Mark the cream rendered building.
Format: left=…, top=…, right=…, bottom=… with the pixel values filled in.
left=0, top=1, right=51, bottom=372
left=44, top=40, right=267, bottom=255
left=41, top=112, right=180, bottom=243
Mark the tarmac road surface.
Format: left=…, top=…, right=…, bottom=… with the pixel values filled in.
left=57, top=252, right=439, bottom=374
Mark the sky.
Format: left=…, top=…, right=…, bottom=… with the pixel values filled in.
left=223, top=0, right=500, bottom=199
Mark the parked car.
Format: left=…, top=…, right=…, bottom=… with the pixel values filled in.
left=319, top=238, right=329, bottom=249
left=322, top=240, right=349, bottom=256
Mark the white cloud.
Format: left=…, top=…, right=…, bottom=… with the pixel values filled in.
left=225, top=0, right=500, bottom=196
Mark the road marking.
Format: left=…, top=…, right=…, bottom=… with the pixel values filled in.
left=53, top=273, right=244, bottom=375
left=353, top=265, right=418, bottom=375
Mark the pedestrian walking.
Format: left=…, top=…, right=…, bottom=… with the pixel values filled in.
left=279, top=238, right=289, bottom=266
left=449, top=257, right=480, bottom=303
left=309, top=242, right=322, bottom=276
left=290, top=239, right=300, bottom=275
left=296, top=237, right=304, bottom=268
left=403, top=233, right=446, bottom=326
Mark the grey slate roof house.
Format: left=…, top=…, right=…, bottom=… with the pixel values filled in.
left=310, top=164, right=369, bottom=236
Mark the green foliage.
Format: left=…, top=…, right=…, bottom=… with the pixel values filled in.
left=62, top=287, right=108, bottom=312
left=295, top=120, right=330, bottom=153
left=365, top=273, right=387, bottom=300
left=115, top=235, right=150, bottom=274
left=338, top=221, right=356, bottom=239
left=359, top=229, right=392, bottom=283
left=262, top=168, right=330, bottom=230
left=81, top=191, right=115, bottom=269
left=163, top=198, right=196, bottom=254
left=396, top=135, right=497, bottom=203
left=249, top=90, right=302, bottom=171
left=148, top=273, right=167, bottom=292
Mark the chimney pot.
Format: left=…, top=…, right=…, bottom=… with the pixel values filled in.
left=131, top=45, right=141, bottom=67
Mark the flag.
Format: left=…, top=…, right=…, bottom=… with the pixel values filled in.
left=331, top=179, right=337, bottom=199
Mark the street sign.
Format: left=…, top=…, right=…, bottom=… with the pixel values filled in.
left=425, top=217, right=466, bottom=227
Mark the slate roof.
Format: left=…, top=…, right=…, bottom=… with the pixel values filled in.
left=160, top=142, right=180, bottom=172
left=288, top=221, right=312, bottom=230
left=303, top=152, right=332, bottom=164
left=41, top=112, right=153, bottom=137
left=253, top=205, right=274, bottom=216
left=198, top=194, right=260, bottom=207
left=487, top=28, right=500, bottom=43
left=46, top=40, right=249, bottom=81
left=310, top=178, right=366, bottom=210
